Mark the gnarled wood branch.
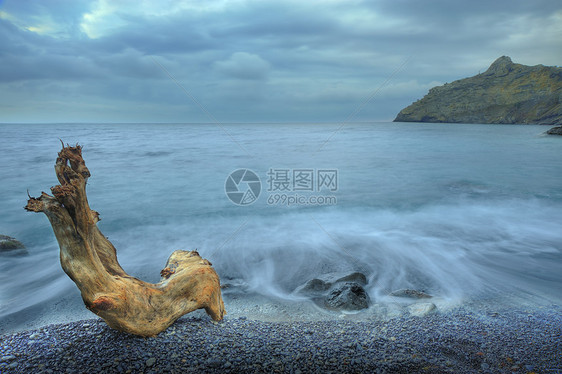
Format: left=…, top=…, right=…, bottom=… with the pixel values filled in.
left=25, top=144, right=225, bottom=336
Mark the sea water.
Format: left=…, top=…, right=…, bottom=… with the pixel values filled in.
left=1, top=122, right=561, bottom=324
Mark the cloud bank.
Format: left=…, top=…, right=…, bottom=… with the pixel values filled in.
left=0, top=0, right=560, bottom=123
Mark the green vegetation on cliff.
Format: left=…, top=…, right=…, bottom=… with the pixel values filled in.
left=394, top=56, right=562, bottom=125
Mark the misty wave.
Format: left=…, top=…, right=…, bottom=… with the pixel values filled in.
left=93, top=198, right=562, bottom=307
left=216, top=200, right=559, bottom=303
left=2, top=197, right=559, bottom=319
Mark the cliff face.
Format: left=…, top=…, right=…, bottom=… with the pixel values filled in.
left=394, top=56, right=562, bottom=125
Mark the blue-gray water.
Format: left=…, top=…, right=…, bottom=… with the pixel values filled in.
left=1, top=122, right=561, bottom=322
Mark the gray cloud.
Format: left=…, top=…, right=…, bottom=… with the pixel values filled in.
left=0, top=0, right=560, bottom=123
left=214, top=52, right=271, bottom=80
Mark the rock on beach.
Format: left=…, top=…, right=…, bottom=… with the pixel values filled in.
left=294, top=271, right=370, bottom=311
left=0, top=235, right=26, bottom=254
left=389, top=289, right=433, bottom=299
left=325, top=282, right=370, bottom=311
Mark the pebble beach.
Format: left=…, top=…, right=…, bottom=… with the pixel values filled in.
left=1, top=303, right=561, bottom=374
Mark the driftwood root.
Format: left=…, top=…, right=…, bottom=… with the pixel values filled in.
left=25, top=144, right=225, bottom=336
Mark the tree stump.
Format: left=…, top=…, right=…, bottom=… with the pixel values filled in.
left=25, top=144, right=225, bottom=336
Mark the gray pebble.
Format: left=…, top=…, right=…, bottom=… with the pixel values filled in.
left=207, top=358, right=222, bottom=367
left=0, top=310, right=559, bottom=373
left=145, top=357, right=156, bottom=367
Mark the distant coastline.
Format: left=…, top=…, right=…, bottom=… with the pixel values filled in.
left=394, top=56, right=562, bottom=126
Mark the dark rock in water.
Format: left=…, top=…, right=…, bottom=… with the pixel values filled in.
left=394, top=56, right=562, bottom=125
left=325, top=282, right=369, bottom=311
left=0, top=235, right=26, bottom=253
left=294, top=271, right=367, bottom=297
left=546, top=125, right=562, bottom=135
left=389, top=289, right=432, bottom=299
left=294, top=271, right=370, bottom=311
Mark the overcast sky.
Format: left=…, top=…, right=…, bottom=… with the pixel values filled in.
left=1, top=0, right=561, bottom=123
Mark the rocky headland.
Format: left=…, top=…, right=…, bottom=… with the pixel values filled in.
left=394, top=56, right=562, bottom=125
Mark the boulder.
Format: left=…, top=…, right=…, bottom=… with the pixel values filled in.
left=407, top=302, right=437, bottom=317
left=293, top=271, right=370, bottom=311
left=325, top=282, right=369, bottom=311
left=389, top=289, right=432, bottom=299
left=546, top=126, right=562, bottom=135
left=294, top=271, right=367, bottom=296
left=0, top=235, right=26, bottom=252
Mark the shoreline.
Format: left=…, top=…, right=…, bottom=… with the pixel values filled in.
left=3, top=286, right=560, bottom=335
left=1, top=305, right=560, bottom=373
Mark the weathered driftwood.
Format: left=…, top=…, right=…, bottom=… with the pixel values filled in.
left=25, top=144, right=225, bottom=336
